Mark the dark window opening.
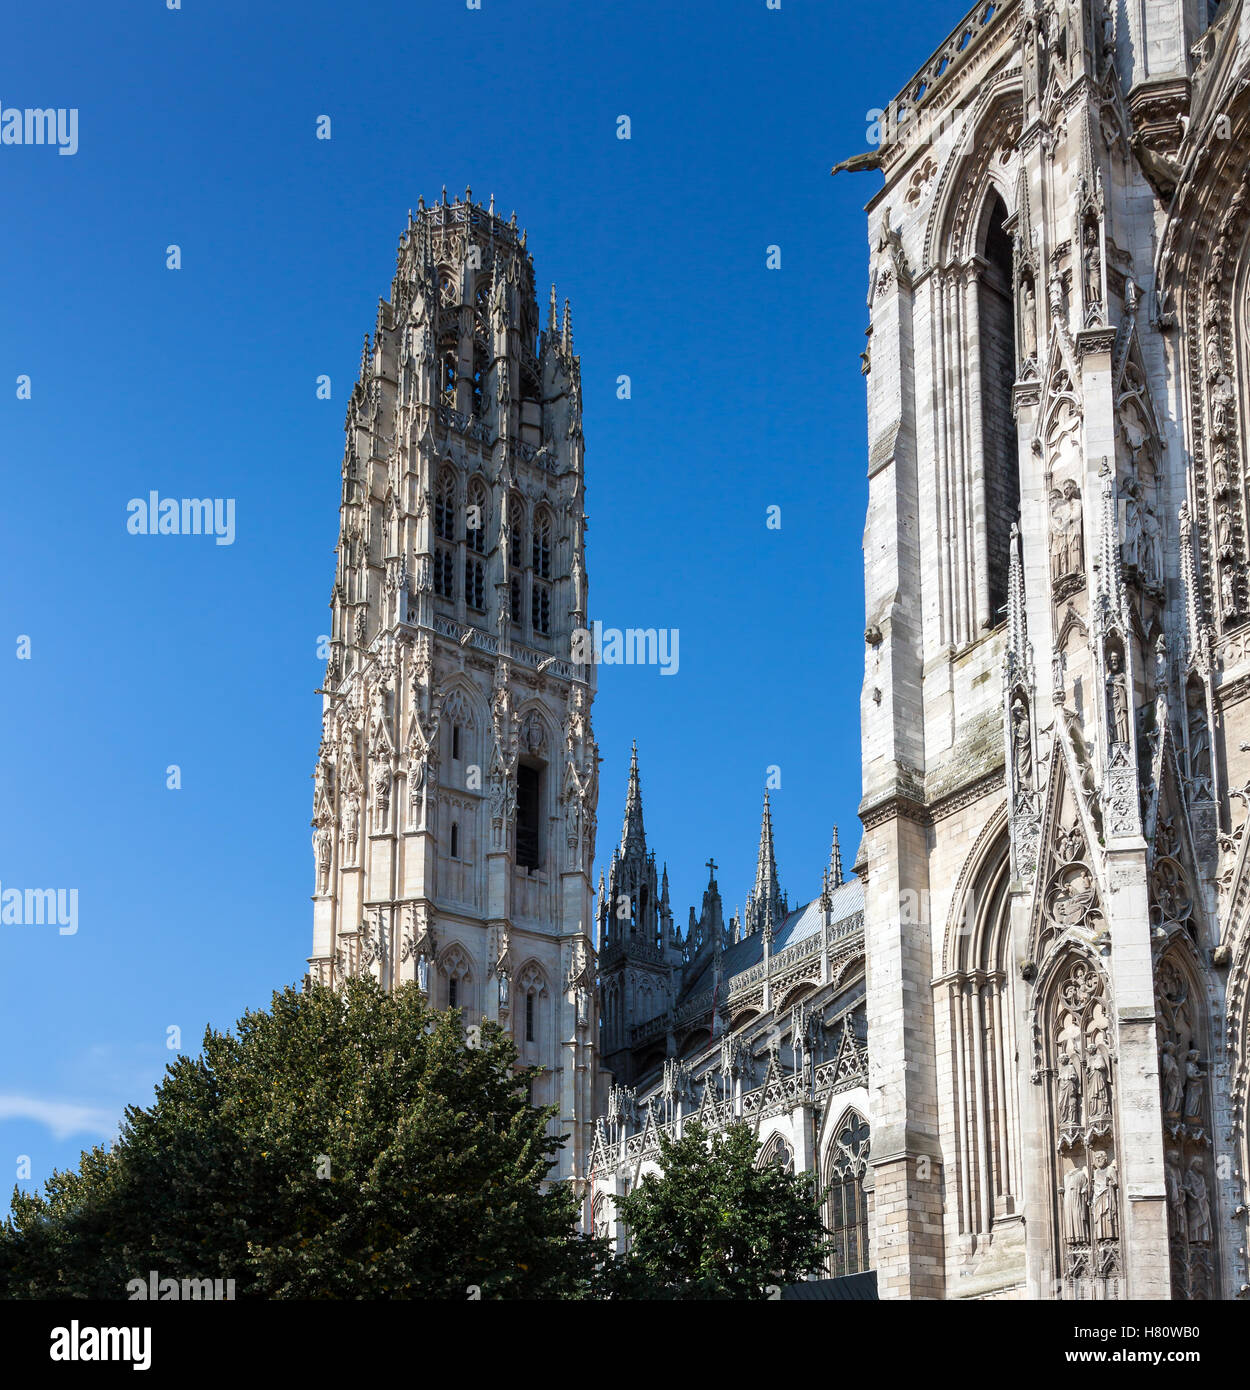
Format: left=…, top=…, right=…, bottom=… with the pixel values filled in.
left=516, top=763, right=541, bottom=871
left=465, top=556, right=485, bottom=610
left=450, top=821, right=460, bottom=858
left=434, top=547, right=455, bottom=599
left=979, top=192, right=1019, bottom=627
left=526, top=992, right=535, bottom=1042
left=532, top=583, right=551, bottom=636
left=452, top=724, right=462, bottom=760
left=448, top=975, right=458, bottom=1009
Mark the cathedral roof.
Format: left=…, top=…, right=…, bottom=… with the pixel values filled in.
left=682, top=876, right=863, bottom=1000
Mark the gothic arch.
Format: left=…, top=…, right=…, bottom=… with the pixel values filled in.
left=1036, top=945, right=1122, bottom=1299
left=926, top=80, right=1022, bottom=270
left=438, top=941, right=475, bottom=1015
left=516, top=958, right=549, bottom=1050
left=756, top=1130, right=794, bottom=1172
left=939, top=814, right=1021, bottom=1236
left=1155, top=935, right=1221, bottom=1298
left=823, top=1107, right=871, bottom=1278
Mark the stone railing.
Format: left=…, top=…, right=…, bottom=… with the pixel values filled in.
left=592, top=1037, right=868, bottom=1172
left=879, top=0, right=1010, bottom=153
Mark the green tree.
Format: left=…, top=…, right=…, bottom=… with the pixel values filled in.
left=0, top=977, right=603, bottom=1299
left=610, top=1121, right=829, bottom=1299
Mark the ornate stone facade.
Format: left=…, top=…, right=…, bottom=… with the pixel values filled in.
left=849, top=0, right=1250, bottom=1299
left=306, top=192, right=599, bottom=1182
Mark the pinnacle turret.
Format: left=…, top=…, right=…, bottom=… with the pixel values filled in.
left=744, top=792, right=786, bottom=938
left=829, top=824, right=844, bottom=889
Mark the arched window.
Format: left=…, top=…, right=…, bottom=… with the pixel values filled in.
left=440, top=348, right=458, bottom=405
left=510, top=575, right=522, bottom=625
left=467, top=478, right=488, bottom=553
left=978, top=192, right=1019, bottom=626
left=435, top=469, right=456, bottom=541
left=440, top=944, right=473, bottom=1015
left=508, top=492, right=525, bottom=568
left=532, top=508, right=552, bottom=579
left=452, top=724, right=462, bottom=761
left=517, top=962, right=547, bottom=1048
left=757, top=1132, right=794, bottom=1172
left=825, top=1110, right=871, bottom=1278
left=434, top=548, right=455, bottom=600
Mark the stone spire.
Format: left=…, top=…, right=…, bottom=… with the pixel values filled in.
left=744, top=792, right=786, bottom=938
left=621, top=740, right=646, bottom=859
left=829, top=824, right=844, bottom=889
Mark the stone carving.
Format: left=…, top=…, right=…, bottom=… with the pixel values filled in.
left=1050, top=480, right=1084, bottom=584
left=1011, top=696, right=1033, bottom=790
left=1082, top=224, right=1103, bottom=322
left=1105, top=647, right=1130, bottom=747
left=1090, top=1150, right=1119, bottom=1241
left=1021, top=274, right=1038, bottom=362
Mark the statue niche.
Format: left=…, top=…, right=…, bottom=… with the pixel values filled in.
left=1045, top=955, right=1122, bottom=1299
left=1050, top=478, right=1085, bottom=599
left=1155, top=953, right=1217, bottom=1298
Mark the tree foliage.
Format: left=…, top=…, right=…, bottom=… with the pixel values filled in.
left=0, top=978, right=601, bottom=1299
left=610, top=1121, right=829, bottom=1299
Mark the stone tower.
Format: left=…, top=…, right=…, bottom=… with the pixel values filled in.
left=597, top=744, right=682, bottom=1083
left=849, top=0, right=1249, bottom=1299
left=306, top=190, right=600, bottom=1181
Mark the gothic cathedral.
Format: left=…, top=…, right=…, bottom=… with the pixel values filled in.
left=854, top=0, right=1249, bottom=1298
left=305, top=0, right=1250, bottom=1302
left=306, top=191, right=600, bottom=1182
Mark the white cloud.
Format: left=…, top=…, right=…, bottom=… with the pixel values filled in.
left=0, top=1095, right=119, bottom=1141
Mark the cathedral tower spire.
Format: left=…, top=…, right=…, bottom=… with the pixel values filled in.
left=307, top=194, right=599, bottom=1183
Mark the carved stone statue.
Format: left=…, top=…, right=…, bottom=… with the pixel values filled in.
left=1184, top=1156, right=1212, bottom=1243
left=1122, top=478, right=1142, bottom=570
left=1062, top=479, right=1083, bottom=576
left=1106, top=648, right=1131, bottom=746
left=1165, top=1148, right=1187, bottom=1241
left=313, top=822, right=333, bottom=894
left=1187, top=685, right=1212, bottom=791
left=1012, top=696, right=1033, bottom=788
left=1160, top=1040, right=1184, bottom=1117
left=1021, top=275, right=1038, bottom=360
left=1090, top=1149, right=1119, bottom=1242
left=1182, top=1050, right=1205, bottom=1121
left=1086, top=1046, right=1112, bottom=1118
left=1082, top=224, right=1102, bottom=316
left=1057, top=1053, right=1082, bottom=1125
left=1063, top=1163, right=1090, bottom=1243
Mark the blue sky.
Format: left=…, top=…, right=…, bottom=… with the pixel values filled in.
left=0, top=0, right=953, bottom=1190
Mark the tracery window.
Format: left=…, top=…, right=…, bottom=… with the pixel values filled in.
left=508, top=493, right=524, bottom=568
left=825, top=1111, right=871, bottom=1278
left=434, top=547, right=455, bottom=600
left=435, top=469, right=456, bottom=541
left=533, top=508, right=552, bottom=578
left=467, top=478, right=488, bottom=553
left=510, top=576, right=522, bottom=625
